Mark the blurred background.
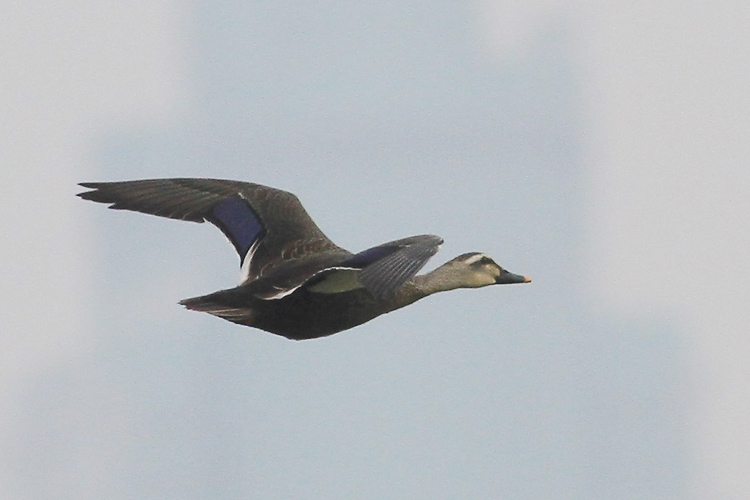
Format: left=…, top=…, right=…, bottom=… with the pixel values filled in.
left=2, top=1, right=749, bottom=499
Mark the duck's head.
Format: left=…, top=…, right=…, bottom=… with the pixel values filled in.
left=438, top=252, right=531, bottom=289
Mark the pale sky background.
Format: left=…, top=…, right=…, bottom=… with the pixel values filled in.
left=2, top=1, right=749, bottom=499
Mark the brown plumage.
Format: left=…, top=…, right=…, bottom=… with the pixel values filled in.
left=78, top=178, right=530, bottom=340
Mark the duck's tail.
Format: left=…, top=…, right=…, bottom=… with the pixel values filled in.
left=179, top=288, right=256, bottom=325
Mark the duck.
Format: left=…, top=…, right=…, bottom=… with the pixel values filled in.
left=78, top=178, right=530, bottom=340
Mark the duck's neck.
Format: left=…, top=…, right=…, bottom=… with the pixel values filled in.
left=412, top=263, right=467, bottom=295
left=390, top=263, right=463, bottom=310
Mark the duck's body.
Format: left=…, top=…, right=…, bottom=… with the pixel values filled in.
left=188, top=280, right=419, bottom=340
left=78, top=178, right=530, bottom=340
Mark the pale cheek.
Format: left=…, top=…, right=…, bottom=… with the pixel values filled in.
left=469, top=274, right=497, bottom=288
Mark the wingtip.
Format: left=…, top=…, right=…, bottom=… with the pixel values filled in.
left=76, top=182, right=100, bottom=199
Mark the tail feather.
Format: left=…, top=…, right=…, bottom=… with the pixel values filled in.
left=180, top=289, right=255, bottom=325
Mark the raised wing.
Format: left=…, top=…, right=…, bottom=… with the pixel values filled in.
left=349, top=234, right=443, bottom=298
left=304, top=234, right=444, bottom=299
left=77, top=178, right=343, bottom=281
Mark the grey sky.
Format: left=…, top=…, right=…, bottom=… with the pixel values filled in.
left=2, top=2, right=748, bottom=499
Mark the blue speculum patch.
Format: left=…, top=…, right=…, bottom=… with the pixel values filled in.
left=208, top=197, right=265, bottom=262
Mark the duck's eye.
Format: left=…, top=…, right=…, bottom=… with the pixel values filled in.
left=479, top=256, right=493, bottom=265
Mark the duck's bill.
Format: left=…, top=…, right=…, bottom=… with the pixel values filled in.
left=496, top=270, right=531, bottom=285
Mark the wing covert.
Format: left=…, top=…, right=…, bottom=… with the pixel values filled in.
left=341, top=234, right=443, bottom=299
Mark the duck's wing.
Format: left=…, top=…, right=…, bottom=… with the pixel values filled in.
left=77, top=178, right=343, bottom=281
left=301, top=234, right=444, bottom=299
left=210, top=233, right=443, bottom=302
left=349, top=234, right=443, bottom=298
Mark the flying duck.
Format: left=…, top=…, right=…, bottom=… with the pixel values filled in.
left=78, top=178, right=530, bottom=340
